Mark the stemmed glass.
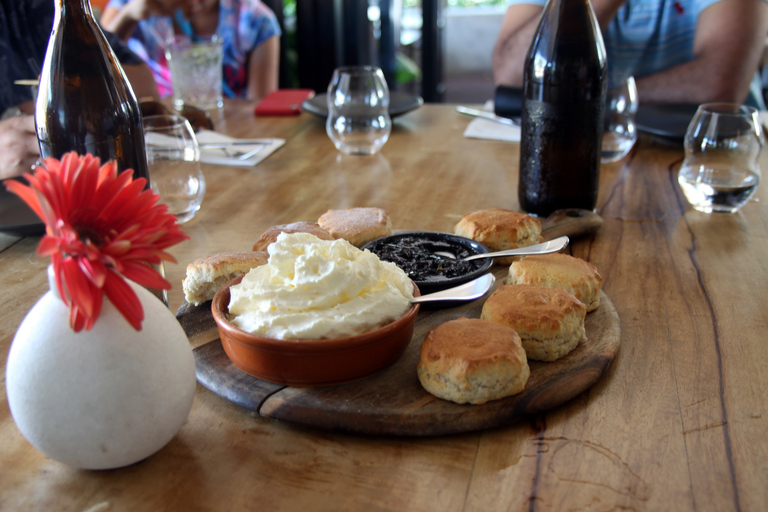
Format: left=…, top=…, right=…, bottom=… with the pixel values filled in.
left=677, top=103, right=763, bottom=213
left=326, top=66, right=392, bottom=155
left=143, top=115, right=206, bottom=223
left=601, top=75, right=638, bottom=163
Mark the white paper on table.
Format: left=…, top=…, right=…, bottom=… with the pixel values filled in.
left=462, top=100, right=521, bottom=142
left=195, top=130, right=285, bottom=166
left=759, top=111, right=768, bottom=132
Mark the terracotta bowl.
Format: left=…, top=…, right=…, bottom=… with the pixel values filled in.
left=211, top=275, right=421, bottom=387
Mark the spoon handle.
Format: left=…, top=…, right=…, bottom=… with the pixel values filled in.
left=411, top=274, right=495, bottom=303
left=541, top=209, right=603, bottom=239
left=463, top=236, right=569, bottom=261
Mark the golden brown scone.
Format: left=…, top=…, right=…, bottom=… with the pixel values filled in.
left=417, top=318, right=530, bottom=405
left=507, top=253, right=603, bottom=312
left=317, top=207, right=393, bottom=247
left=182, top=251, right=269, bottom=306
left=453, top=208, right=542, bottom=265
left=481, top=284, right=586, bottom=362
left=252, top=221, right=333, bottom=251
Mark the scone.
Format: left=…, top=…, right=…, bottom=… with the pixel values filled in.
left=417, top=318, right=530, bottom=405
left=453, top=209, right=542, bottom=265
left=182, top=251, right=269, bottom=305
left=507, top=253, right=603, bottom=312
left=317, top=207, right=393, bottom=247
left=252, top=221, right=333, bottom=251
left=481, top=284, right=586, bottom=362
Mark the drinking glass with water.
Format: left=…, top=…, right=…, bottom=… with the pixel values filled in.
left=143, top=115, right=206, bottom=223
left=326, top=66, right=392, bottom=155
left=166, top=35, right=224, bottom=111
left=678, top=103, right=763, bottom=213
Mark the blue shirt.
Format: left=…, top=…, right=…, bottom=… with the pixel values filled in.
left=505, top=0, right=765, bottom=108
left=105, top=0, right=281, bottom=98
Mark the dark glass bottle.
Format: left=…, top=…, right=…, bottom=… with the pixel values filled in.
left=35, top=0, right=149, bottom=182
left=518, top=0, right=607, bottom=217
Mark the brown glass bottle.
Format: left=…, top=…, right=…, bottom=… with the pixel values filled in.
left=518, top=0, right=607, bottom=217
left=35, top=0, right=149, bottom=182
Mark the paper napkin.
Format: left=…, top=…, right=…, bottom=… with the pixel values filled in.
left=462, top=101, right=520, bottom=142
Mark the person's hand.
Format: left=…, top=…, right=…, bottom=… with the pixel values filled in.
left=0, top=116, right=40, bottom=181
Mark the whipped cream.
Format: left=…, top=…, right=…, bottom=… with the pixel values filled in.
left=228, top=232, right=414, bottom=340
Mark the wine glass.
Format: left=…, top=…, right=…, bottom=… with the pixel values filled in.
left=143, top=115, right=206, bottom=223
left=326, top=66, right=392, bottom=155
left=601, top=75, right=638, bottom=163
left=677, top=103, right=763, bottom=213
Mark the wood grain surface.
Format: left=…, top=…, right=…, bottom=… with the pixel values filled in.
left=1, top=102, right=767, bottom=512
left=180, top=267, right=620, bottom=436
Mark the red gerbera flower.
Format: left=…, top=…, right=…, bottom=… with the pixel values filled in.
left=5, top=152, right=189, bottom=332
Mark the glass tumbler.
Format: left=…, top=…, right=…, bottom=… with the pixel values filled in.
left=166, top=35, right=224, bottom=111
left=601, top=75, right=638, bottom=163
left=326, top=66, right=392, bottom=155
left=678, top=103, right=763, bottom=213
left=143, top=115, right=206, bottom=223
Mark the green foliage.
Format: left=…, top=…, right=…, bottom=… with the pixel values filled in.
left=395, top=53, right=421, bottom=85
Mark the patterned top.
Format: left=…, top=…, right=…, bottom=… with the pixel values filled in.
left=105, top=0, right=281, bottom=98
left=0, top=0, right=142, bottom=116
left=504, top=0, right=765, bottom=108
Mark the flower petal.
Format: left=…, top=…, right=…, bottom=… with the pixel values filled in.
left=103, top=271, right=144, bottom=330
left=12, top=152, right=186, bottom=331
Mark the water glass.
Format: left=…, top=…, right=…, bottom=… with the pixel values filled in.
left=143, top=115, right=206, bottom=223
left=166, top=35, right=224, bottom=111
left=326, top=66, right=392, bottom=155
left=678, top=103, right=763, bottom=213
left=601, top=75, right=638, bottom=163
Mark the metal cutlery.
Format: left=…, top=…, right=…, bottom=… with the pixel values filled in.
left=197, top=140, right=273, bottom=160
left=435, top=236, right=569, bottom=261
left=456, top=105, right=520, bottom=126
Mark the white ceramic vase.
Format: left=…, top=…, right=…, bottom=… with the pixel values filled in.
left=6, top=267, right=196, bottom=470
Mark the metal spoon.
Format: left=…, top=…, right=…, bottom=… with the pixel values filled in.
left=460, top=236, right=569, bottom=261
left=411, top=273, right=495, bottom=304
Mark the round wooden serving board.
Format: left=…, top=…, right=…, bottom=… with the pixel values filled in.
left=177, top=266, right=621, bottom=437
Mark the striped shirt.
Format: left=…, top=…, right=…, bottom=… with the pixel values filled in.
left=505, top=0, right=765, bottom=107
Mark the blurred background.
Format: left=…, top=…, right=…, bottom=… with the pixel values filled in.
left=274, top=0, right=504, bottom=103
left=90, top=0, right=505, bottom=104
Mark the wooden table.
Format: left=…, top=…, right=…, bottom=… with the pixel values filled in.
left=1, top=102, right=766, bottom=511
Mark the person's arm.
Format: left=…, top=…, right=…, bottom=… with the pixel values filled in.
left=100, top=0, right=194, bottom=41
left=636, top=0, right=768, bottom=104
left=492, top=4, right=544, bottom=86
left=0, top=116, right=40, bottom=180
left=245, top=34, right=280, bottom=102
left=122, top=62, right=160, bottom=101
left=492, top=0, right=626, bottom=87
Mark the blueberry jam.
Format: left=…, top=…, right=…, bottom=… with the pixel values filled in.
left=365, top=235, right=483, bottom=282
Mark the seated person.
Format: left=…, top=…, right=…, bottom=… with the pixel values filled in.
left=1, top=0, right=158, bottom=181
left=492, top=0, right=768, bottom=108
left=100, top=0, right=281, bottom=102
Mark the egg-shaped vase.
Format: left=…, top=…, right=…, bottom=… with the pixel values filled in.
left=6, top=267, right=196, bottom=470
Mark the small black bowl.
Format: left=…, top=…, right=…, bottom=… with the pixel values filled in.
left=362, top=232, right=492, bottom=295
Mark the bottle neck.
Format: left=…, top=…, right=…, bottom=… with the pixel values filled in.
left=55, top=0, right=96, bottom=21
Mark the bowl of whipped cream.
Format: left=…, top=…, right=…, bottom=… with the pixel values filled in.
left=211, top=233, right=420, bottom=386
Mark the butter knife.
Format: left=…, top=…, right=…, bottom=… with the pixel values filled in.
left=456, top=106, right=520, bottom=126
left=197, top=140, right=273, bottom=149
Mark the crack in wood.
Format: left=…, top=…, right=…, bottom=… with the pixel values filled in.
left=683, top=421, right=727, bottom=435
left=671, top=159, right=742, bottom=512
